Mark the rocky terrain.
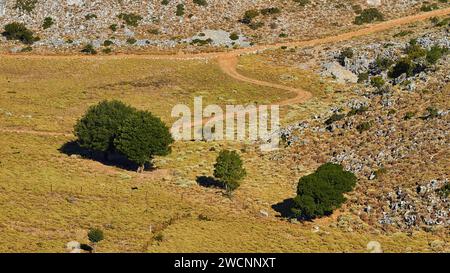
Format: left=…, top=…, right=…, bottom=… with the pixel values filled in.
left=262, top=17, right=449, bottom=232
left=0, top=0, right=448, bottom=53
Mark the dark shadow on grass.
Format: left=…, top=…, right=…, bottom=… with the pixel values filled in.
left=59, top=141, right=154, bottom=172
left=272, top=198, right=296, bottom=219
left=196, top=176, right=224, bottom=189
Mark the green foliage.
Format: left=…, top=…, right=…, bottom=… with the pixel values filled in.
left=14, top=0, right=37, bottom=13
left=292, top=163, right=356, bottom=219
left=375, top=57, right=394, bottom=70
left=241, top=9, right=259, bottom=24
left=437, top=183, right=450, bottom=198
left=88, top=228, right=104, bottom=243
left=109, top=24, right=118, bottom=32
left=85, top=14, right=98, bottom=20
left=102, top=47, right=112, bottom=54
left=389, top=58, right=414, bottom=78
left=193, top=0, right=207, bottom=6
left=426, top=45, right=448, bottom=64
left=114, top=111, right=174, bottom=171
left=191, top=38, right=213, bottom=46
left=2, top=22, right=39, bottom=45
left=393, top=30, right=413, bottom=38
left=338, top=48, right=353, bottom=65
left=370, top=76, right=385, bottom=88
left=356, top=121, right=373, bottom=133
left=405, top=42, right=427, bottom=60
left=347, top=106, right=368, bottom=116
left=260, top=7, right=281, bottom=15
left=403, top=111, right=416, bottom=120
left=421, top=106, right=439, bottom=120
left=74, top=100, right=135, bottom=153
left=229, top=32, right=239, bottom=41
left=161, top=0, right=170, bottom=5
left=118, top=13, right=143, bottom=27
left=357, top=72, right=369, bottom=83
left=176, top=4, right=185, bottom=16
left=213, top=150, right=246, bottom=195
left=126, top=38, right=137, bottom=45
left=80, top=44, right=97, bottom=55
left=420, top=3, right=439, bottom=12
left=354, top=8, right=384, bottom=25
left=103, top=40, right=114, bottom=47
left=324, top=113, right=344, bottom=125
left=42, top=17, right=54, bottom=30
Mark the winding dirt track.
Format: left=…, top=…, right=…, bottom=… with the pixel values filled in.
left=1, top=8, right=449, bottom=136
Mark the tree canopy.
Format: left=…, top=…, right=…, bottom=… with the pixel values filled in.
left=292, top=163, right=357, bottom=219
left=74, top=100, right=136, bottom=154
left=114, top=110, right=174, bottom=172
left=213, top=150, right=246, bottom=195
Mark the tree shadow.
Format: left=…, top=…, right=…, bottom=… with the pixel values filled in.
left=196, top=176, right=224, bottom=189
left=271, top=198, right=297, bottom=219
left=59, top=141, right=153, bottom=172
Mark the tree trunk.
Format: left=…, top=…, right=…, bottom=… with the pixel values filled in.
left=137, top=164, right=145, bottom=173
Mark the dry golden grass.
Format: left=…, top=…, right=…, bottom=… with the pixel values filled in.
left=0, top=56, right=293, bottom=132
left=0, top=56, right=446, bottom=253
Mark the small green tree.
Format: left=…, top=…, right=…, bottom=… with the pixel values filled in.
left=87, top=228, right=104, bottom=253
left=74, top=100, right=136, bottom=157
left=213, top=150, right=246, bottom=196
left=114, top=111, right=174, bottom=172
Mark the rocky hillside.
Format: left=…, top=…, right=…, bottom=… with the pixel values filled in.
left=0, top=0, right=448, bottom=53
left=261, top=17, right=449, bottom=232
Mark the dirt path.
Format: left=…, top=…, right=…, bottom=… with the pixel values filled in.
left=1, top=8, right=449, bottom=137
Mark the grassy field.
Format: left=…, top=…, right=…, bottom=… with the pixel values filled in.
left=0, top=56, right=294, bottom=132
left=0, top=55, right=446, bottom=253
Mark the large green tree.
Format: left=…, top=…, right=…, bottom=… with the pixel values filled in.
left=114, top=110, right=174, bottom=172
left=213, top=150, right=246, bottom=196
left=292, top=163, right=356, bottom=219
left=74, top=100, right=136, bottom=158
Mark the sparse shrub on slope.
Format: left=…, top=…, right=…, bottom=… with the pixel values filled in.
left=117, top=13, right=143, bottom=27
left=388, top=58, right=414, bottom=78
left=114, top=110, right=174, bottom=173
left=354, top=8, right=384, bottom=25
left=213, top=150, right=246, bottom=196
left=176, top=4, right=185, bottom=16
left=292, top=163, right=356, bottom=219
left=42, top=17, right=54, bottom=30
left=2, top=22, right=39, bottom=44
left=240, top=9, right=259, bottom=24
left=260, top=7, right=281, bottom=15
left=426, top=45, right=448, bottom=64
left=15, top=0, right=37, bottom=13
left=80, top=44, right=97, bottom=55
left=193, top=0, right=207, bottom=7
left=337, top=48, right=353, bottom=66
